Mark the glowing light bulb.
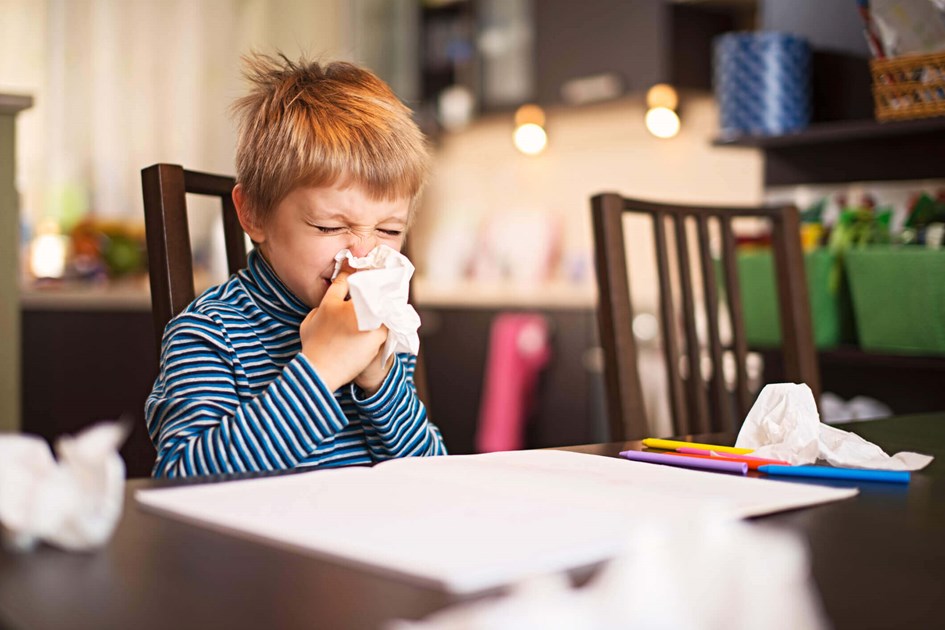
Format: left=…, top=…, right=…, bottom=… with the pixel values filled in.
left=513, top=122, right=547, bottom=155
left=646, top=83, right=679, bottom=110
left=645, top=106, right=680, bottom=139
left=514, top=104, right=546, bottom=128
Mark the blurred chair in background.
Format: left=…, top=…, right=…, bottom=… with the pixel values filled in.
left=590, top=193, right=820, bottom=441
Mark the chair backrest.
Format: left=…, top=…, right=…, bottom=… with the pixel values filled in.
left=591, top=193, right=820, bottom=441
left=141, top=163, right=246, bottom=356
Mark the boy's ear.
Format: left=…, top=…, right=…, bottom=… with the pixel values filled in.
left=233, top=184, right=265, bottom=244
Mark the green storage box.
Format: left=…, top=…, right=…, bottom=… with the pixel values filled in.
left=733, top=249, right=855, bottom=348
left=845, top=246, right=945, bottom=355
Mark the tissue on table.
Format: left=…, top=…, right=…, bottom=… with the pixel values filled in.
left=735, top=383, right=933, bottom=471
left=332, top=245, right=421, bottom=364
left=388, top=513, right=827, bottom=630
left=0, top=421, right=128, bottom=552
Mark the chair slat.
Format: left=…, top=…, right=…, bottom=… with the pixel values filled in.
left=673, top=213, right=710, bottom=433
left=653, top=212, right=689, bottom=434
left=771, top=207, right=821, bottom=400
left=142, top=164, right=195, bottom=355
left=591, top=193, right=647, bottom=441
left=719, top=216, right=751, bottom=421
left=182, top=170, right=236, bottom=197
left=142, top=164, right=245, bottom=358
left=697, top=215, right=729, bottom=432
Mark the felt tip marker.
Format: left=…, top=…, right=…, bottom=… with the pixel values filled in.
left=676, top=447, right=788, bottom=464
left=664, top=451, right=789, bottom=471
left=641, top=438, right=754, bottom=455
left=620, top=449, right=748, bottom=475
left=757, top=465, right=911, bottom=484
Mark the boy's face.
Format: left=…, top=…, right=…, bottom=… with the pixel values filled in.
left=235, top=182, right=410, bottom=308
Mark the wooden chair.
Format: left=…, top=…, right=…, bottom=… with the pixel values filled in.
left=591, top=193, right=820, bottom=441
left=141, top=163, right=246, bottom=356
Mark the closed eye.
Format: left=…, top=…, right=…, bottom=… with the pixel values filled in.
left=311, top=225, right=343, bottom=234
left=379, top=229, right=403, bottom=237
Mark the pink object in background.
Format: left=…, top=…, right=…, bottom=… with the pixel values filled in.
left=475, top=313, right=551, bottom=453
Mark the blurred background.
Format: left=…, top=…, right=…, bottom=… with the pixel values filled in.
left=3, top=0, right=944, bottom=476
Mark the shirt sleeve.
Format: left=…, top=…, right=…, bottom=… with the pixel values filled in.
left=351, top=353, right=448, bottom=461
left=146, top=312, right=350, bottom=478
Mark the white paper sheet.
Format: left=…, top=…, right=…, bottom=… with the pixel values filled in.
left=135, top=450, right=856, bottom=594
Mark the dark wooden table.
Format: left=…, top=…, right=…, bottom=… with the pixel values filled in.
left=2, top=413, right=943, bottom=630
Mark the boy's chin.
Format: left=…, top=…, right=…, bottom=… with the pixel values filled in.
left=309, top=279, right=332, bottom=307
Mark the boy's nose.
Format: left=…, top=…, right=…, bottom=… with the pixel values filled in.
left=346, top=232, right=378, bottom=258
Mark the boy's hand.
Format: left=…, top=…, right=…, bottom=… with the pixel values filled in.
left=354, top=347, right=395, bottom=396
left=300, top=270, right=388, bottom=393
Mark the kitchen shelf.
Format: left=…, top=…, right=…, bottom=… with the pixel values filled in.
left=713, top=117, right=945, bottom=149
left=712, top=117, right=945, bottom=186
left=20, top=273, right=217, bottom=312
left=21, top=283, right=151, bottom=311
left=755, top=346, right=945, bottom=416
left=412, top=277, right=597, bottom=310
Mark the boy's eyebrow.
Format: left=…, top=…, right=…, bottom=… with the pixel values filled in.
left=307, top=210, right=409, bottom=224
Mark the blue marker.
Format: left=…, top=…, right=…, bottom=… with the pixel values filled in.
left=757, top=464, right=911, bottom=484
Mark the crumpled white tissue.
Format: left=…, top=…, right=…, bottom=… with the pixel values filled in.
left=388, top=514, right=827, bottom=630
left=332, top=245, right=421, bottom=365
left=0, top=421, right=128, bottom=552
left=735, top=383, right=933, bottom=470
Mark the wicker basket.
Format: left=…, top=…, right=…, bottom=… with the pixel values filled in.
left=870, top=51, right=945, bottom=121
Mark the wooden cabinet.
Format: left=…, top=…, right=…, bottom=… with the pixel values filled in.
left=533, top=0, right=745, bottom=103
left=416, top=0, right=747, bottom=122
left=21, top=305, right=158, bottom=478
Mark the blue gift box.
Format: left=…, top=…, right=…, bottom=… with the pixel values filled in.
left=714, top=32, right=811, bottom=137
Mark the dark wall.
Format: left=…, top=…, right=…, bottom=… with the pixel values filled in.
left=762, top=0, right=874, bottom=122
left=761, top=0, right=870, bottom=57
left=534, top=0, right=666, bottom=103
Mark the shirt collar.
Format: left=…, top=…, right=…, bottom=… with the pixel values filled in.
left=238, top=248, right=311, bottom=325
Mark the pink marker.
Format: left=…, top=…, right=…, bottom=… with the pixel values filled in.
left=677, top=447, right=789, bottom=465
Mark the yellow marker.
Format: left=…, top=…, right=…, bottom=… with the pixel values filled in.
left=641, top=438, right=754, bottom=455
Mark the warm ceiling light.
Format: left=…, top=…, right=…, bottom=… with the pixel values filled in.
left=646, top=83, right=678, bottom=110
left=513, top=122, right=548, bottom=155
left=514, top=103, right=546, bottom=128
left=645, top=106, right=680, bottom=139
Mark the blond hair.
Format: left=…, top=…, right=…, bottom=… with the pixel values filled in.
left=231, top=54, right=430, bottom=224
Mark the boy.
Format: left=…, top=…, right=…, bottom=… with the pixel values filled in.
left=145, top=55, right=447, bottom=478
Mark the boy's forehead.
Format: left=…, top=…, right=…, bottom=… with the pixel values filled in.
left=293, top=184, right=411, bottom=221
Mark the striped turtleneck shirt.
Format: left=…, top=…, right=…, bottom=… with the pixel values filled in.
left=145, top=249, right=447, bottom=478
